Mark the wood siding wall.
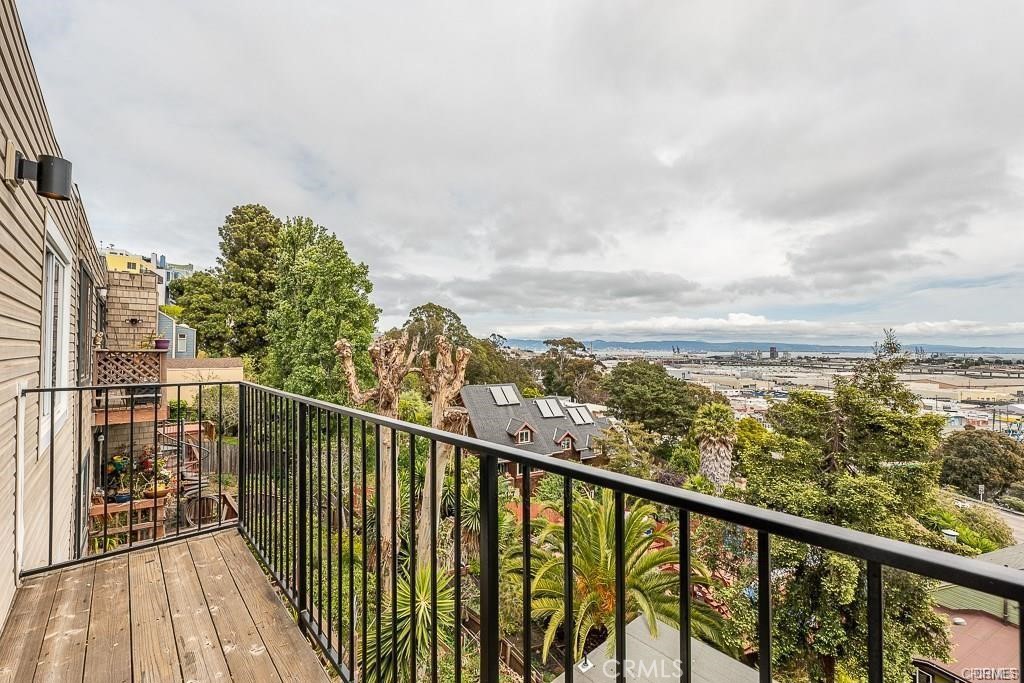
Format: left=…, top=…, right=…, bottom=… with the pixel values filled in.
left=0, top=0, right=105, bottom=625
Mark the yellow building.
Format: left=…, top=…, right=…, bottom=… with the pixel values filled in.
left=102, top=248, right=151, bottom=274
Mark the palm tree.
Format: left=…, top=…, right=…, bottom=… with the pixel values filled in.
left=693, top=403, right=737, bottom=492
left=528, top=489, right=728, bottom=663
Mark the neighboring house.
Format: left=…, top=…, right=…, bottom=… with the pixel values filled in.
left=552, top=616, right=760, bottom=683
left=158, top=310, right=197, bottom=359
left=143, top=253, right=193, bottom=304
left=0, top=1, right=106, bottom=623
left=166, top=357, right=245, bottom=402
left=914, top=543, right=1022, bottom=682
left=102, top=247, right=151, bottom=275
left=459, top=384, right=610, bottom=482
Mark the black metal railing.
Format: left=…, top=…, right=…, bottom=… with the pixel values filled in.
left=233, top=382, right=1024, bottom=683
left=16, top=380, right=1024, bottom=683
left=19, top=382, right=238, bottom=575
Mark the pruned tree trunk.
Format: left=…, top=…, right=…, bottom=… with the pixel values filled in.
left=335, top=331, right=419, bottom=593
left=415, top=337, right=471, bottom=568
left=698, top=438, right=734, bottom=492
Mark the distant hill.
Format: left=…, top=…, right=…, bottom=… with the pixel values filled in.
left=504, top=339, right=1024, bottom=355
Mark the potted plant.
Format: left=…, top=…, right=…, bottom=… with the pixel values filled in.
left=140, top=454, right=172, bottom=498
left=104, top=453, right=132, bottom=502
left=154, top=333, right=170, bottom=350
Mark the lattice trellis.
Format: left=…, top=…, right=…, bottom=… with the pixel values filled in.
left=95, top=350, right=163, bottom=385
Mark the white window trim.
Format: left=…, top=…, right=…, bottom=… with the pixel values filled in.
left=39, top=213, right=72, bottom=454
left=176, top=331, right=188, bottom=354
left=517, top=429, right=533, bottom=444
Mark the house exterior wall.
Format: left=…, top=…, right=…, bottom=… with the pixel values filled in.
left=105, top=270, right=159, bottom=350
left=157, top=311, right=197, bottom=359
left=0, top=0, right=105, bottom=626
left=166, top=359, right=245, bottom=402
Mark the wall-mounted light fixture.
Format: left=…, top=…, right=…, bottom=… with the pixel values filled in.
left=3, top=139, right=72, bottom=201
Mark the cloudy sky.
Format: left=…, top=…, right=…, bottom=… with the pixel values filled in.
left=21, top=1, right=1024, bottom=346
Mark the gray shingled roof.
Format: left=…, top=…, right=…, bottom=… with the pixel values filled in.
left=459, top=384, right=610, bottom=457
left=552, top=617, right=760, bottom=683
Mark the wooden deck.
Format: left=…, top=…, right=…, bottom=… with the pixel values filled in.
left=0, top=530, right=332, bottom=682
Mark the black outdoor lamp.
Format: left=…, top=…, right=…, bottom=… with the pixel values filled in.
left=3, top=140, right=73, bottom=201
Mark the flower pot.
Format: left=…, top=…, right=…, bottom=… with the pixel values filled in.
left=154, top=338, right=170, bottom=350
left=112, top=492, right=131, bottom=504
left=144, top=484, right=170, bottom=499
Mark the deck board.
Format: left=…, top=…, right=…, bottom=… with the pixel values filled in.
left=215, top=532, right=331, bottom=682
left=83, top=556, right=131, bottom=683
left=0, top=573, right=59, bottom=683
left=34, top=563, right=96, bottom=682
left=129, top=547, right=182, bottom=682
left=0, top=530, right=328, bottom=683
left=189, top=535, right=283, bottom=682
left=160, top=541, right=231, bottom=682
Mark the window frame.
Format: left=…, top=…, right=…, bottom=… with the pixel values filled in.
left=39, top=214, right=73, bottom=450
left=517, top=429, right=533, bottom=444
left=176, top=332, right=187, bottom=354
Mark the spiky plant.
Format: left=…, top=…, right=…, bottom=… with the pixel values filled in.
left=361, top=567, right=455, bottom=683
left=527, top=489, right=729, bottom=662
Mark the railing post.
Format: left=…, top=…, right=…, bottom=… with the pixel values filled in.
left=297, top=401, right=309, bottom=627
left=479, top=453, right=500, bottom=683
left=238, top=385, right=247, bottom=525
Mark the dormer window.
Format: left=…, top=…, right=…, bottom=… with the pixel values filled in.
left=560, top=435, right=573, bottom=450
left=517, top=429, right=533, bottom=444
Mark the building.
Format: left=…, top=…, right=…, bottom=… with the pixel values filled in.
left=102, top=247, right=151, bottom=275
left=552, top=617, right=760, bottom=683
left=0, top=0, right=107, bottom=620
left=166, top=357, right=245, bottom=402
left=460, top=384, right=610, bottom=481
left=158, top=310, right=197, bottom=359
left=143, top=252, right=193, bottom=304
left=101, top=249, right=193, bottom=305
left=914, top=544, right=1023, bottom=682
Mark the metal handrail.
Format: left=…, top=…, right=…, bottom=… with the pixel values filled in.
left=236, top=381, right=1024, bottom=600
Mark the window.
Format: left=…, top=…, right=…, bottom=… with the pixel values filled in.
left=176, top=332, right=187, bottom=353
left=517, top=429, right=533, bottom=444
left=914, top=670, right=933, bottom=683
left=561, top=436, right=573, bottom=450
left=127, top=261, right=137, bottom=270
left=40, top=215, right=72, bottom=444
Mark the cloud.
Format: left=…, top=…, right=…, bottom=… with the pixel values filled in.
left=496, top=314, right=1024, bottom=345
left=18, top=0, right=1024, bottom=345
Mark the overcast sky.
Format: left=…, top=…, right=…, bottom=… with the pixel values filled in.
left=21, top=1, right=1024, bottom=346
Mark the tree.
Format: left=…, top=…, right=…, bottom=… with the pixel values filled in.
left=602, top=360, right=723, bottom=438
left=171, top=204, right=282, bottom=360
left=262, top=216, right=378, bottom=403
left=534, top=337, right=604, bottom=403
left=414, top=335, right=471, bottom=567
left=216, top=204, right=282, bottom=362
left=938, top=429, right=1024, bottom=500
left=404, top=304, right=538, bottom=390
left=726, top=334, right=951, bottom=682
left=171, top=270, right=231, bottom=356
left=693, top=403, right=736, bottom=492
left=529, top=490, right=727, bottom=662
left=336, top=330, right=421, bottom=592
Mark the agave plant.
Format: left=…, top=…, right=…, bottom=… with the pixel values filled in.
left=528, top=489, right=729, bottom=662
left=361, top=567, right=455, bottom=683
